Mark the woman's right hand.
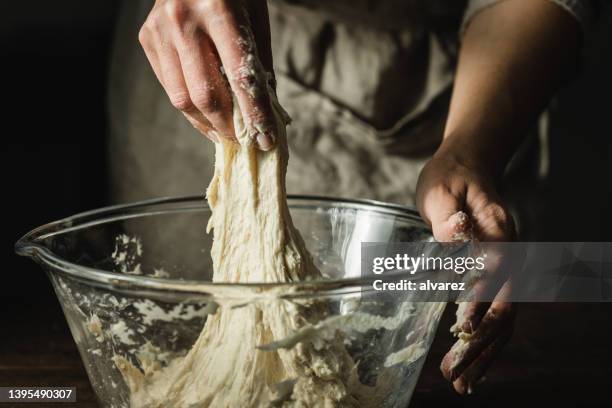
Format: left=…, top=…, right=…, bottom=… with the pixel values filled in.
left=139, top=0, right=276, bottom=150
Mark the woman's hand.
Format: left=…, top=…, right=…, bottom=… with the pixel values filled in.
left=416, top=147, right=517, bottom=394
left=139, top=0, right=276, bottom=149
left=419, top=0, right=580, bottom=391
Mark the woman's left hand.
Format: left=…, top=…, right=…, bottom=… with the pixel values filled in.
left=416, top=148, right=517, bottom=394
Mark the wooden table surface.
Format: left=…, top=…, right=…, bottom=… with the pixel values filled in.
left=2, top=292, right=611, bottom=407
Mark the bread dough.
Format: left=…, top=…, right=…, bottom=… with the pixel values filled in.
left=111, top=88, right=444, bottom=406
left=113, top=92, right=357, bottom=407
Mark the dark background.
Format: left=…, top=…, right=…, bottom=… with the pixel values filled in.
left=3, top=1, right=119, bottom=296
left=1, top=1, right=612, bottom=407
left=2, top=1, right=119, bottom=405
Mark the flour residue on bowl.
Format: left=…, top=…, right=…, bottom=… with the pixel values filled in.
left=112, top=234, right=143, bottom=275
left=110, top=87, right=444, bottom=407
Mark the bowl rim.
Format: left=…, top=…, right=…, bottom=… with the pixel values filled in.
left=15, top=195, right=432, bottom=297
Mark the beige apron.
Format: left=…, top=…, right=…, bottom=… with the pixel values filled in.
left=110, top=0, right=479, bottom=206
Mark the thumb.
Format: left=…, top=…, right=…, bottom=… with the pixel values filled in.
left=419, top=192, right=472, bottom=242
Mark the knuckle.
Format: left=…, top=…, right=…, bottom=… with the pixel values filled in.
left=230, top=64, right=265, bottom=97
left=199, top=0, right=226, bottom=16
left=484, top=203, right=513, bottom=233
left=137, top=27, right=146, bottom=45
left=235, top=68, right=257, bottom=88
left=137, top=26, right=151, bottom=47
left=144, top=8, right=163, bottom=31
left=471, top=190, right=490, bottom=210
left=490, top=302, right=515, bottom=322
left=190, top=89, right=220, bottom=114
left=169, top=93, right=193, bottom=111
left=163, top=0, right=188, bottom=23
left=244, top=105, right=270, bottom=127
left=487, top=203, right=507, bottom=221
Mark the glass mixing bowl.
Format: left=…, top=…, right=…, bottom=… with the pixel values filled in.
left=16, top=195, right=446, bottom=408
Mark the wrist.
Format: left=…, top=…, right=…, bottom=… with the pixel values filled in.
left=436, top=130, right=512, bottom=180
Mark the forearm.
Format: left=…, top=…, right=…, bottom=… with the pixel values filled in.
left=439, top=0, right=581, bottom=178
